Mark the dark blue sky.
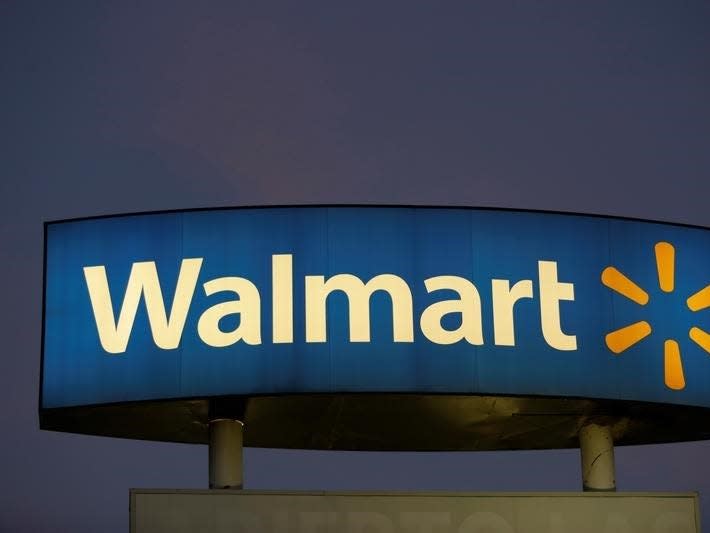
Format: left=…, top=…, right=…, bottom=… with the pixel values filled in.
left=2, top=2, right=710, bottom=531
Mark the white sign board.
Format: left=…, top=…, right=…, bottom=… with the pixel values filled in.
left=130, top=491, right=699, bottom=533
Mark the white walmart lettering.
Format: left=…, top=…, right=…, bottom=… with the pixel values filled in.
left=83, top=254, right=577, bottom=353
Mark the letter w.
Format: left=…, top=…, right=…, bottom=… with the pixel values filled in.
left=83, top=259, right=203, bottom=354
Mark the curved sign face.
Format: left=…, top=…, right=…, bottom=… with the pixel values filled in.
left=41, top=207, right=710, bottom=410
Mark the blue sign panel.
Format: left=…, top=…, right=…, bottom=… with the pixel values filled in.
left=42, top=207, right=710, bottom=409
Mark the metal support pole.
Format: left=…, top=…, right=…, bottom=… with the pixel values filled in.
left=209, top=418, right=243, bottom=489
left=579, top=423, right=615, bottom=491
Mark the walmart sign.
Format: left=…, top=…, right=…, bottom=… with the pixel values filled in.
left=41, top=207, right=710, bottom=409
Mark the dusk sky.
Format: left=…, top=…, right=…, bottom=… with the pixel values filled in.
left=2, top=2, right=710, bottom=531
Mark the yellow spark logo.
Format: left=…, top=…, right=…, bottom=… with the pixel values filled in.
left=601, top=242, right=710, bottom=390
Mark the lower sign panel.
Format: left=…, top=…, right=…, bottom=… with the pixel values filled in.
left=130, top=490, right=699, bottom=533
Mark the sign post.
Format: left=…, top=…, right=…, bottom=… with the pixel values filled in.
left=579, top=423, right=616, bottom=491
left=208, top=419, right=243, bottom=489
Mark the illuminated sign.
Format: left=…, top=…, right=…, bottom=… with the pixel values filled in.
left=42, top=207, right=710, bottom=409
